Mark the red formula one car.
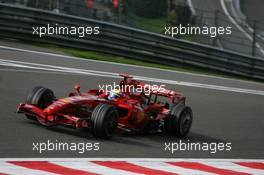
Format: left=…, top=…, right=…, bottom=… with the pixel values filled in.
left=17, top=74, right=193, bottom=139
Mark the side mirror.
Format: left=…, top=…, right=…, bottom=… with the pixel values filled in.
left=74, top=84, right=81, bottom=94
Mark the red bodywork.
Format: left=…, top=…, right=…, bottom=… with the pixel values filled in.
left=17, top=74, right=186, bottom=133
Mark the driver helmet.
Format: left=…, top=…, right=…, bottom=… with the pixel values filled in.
left=108, top=89, right=122, bottom=101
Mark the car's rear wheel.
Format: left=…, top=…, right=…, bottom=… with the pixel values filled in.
left=91, top=104, right=118, bottom=139
left=164, top=103, right=193, bottom=137
left=25, top=86, right=55, bottom=120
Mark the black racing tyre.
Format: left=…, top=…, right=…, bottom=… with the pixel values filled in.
left=164, top=103, right=193, bottom=137
left=91, top=104, right=118, bottom=139
left=25, top=86, right=55, bottom=120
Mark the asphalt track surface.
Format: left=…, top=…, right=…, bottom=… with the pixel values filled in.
left=0, top=42, right=263, bottom=159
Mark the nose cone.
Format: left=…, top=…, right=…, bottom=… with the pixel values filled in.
left=43, top=95, right=100, bottom=115
left=44, top=98, right=72, bottom=115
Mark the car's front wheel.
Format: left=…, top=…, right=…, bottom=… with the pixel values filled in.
left=25, top=86, right=55, bottom=120
left=91, top=104, right=118, bottom=139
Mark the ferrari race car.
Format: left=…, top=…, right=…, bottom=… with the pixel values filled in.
left=17, top=73, right=193, bottom=139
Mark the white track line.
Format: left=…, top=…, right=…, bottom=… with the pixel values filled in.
left=220, top=0, right=264, bottom=56
left=0, top=60, right=117, bottom=78
left=0, top=44, right=263, bottom=85
left=0, top=68, right=79, bottom=75
left=187, top=0, right=196, bottom=16
left=1, top=59, right=264, bottom=96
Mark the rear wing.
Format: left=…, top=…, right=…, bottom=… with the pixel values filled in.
left=139, top=82, right=185, bottom=103
left=119, top=73, right=186, bottom=103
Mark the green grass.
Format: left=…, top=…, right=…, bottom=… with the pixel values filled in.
left=180, top=34, right=208, bottom=44
left=56, top=46, right=204, bottom=73
left=123, top=8, right=205, bottom=44
left=53, top=46, right=211, bottom=73
left=32, top=43, right=263, bottom=83
left=124, top=11, right=166, bottom=33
